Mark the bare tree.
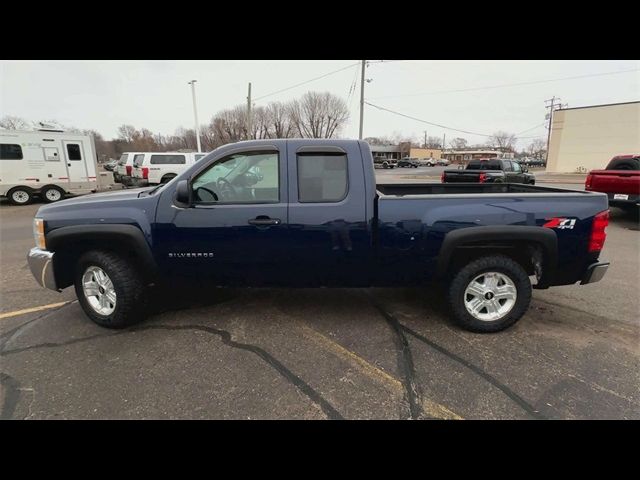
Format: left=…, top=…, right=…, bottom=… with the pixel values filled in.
left=528, top=138, right=546, bottom=159
left=449, top=137, right=468, bottom=149
left=488, top=131, right=517, bottom=152
left=0, top=115, right=31, bottom=130
left=425, top=136, right=443, bottom=149
left=289, top=92, right=349, bottom=138
left=117, top=125, right=138, bottom=143
left=264, top=101, right=296, bottom=139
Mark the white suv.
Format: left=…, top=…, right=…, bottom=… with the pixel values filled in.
left=131, top=152, right=207, bottom=186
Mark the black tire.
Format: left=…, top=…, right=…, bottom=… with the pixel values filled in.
left=160, top=174, right=176, bottom=184
left=447, top=255, right=532, bottom=333
left=7, top=187, right=33, bottom=206
left=41, top=185, right=65, bottom=203
left=74, top=250, right=149, bottom=329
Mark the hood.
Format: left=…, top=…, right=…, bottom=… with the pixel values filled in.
left=37, top=187, right=153, bottom=215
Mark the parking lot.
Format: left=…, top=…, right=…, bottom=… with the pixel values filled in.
left=1, top=176, right=639, bottom=420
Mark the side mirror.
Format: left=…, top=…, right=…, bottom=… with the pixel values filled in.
left=175, top=179, right=191, bottom=205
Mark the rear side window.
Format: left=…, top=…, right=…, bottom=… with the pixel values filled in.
left=0, top=144, right=23, bottom=160
left=67, top=144, right=82, bottom=160
left=133, top=154, right=145, bottom=167
left=150, top=154, right=186, bottom=165
left=297, top=153, right=348, bottom=203
left=606, top=156, right=640, bottom=171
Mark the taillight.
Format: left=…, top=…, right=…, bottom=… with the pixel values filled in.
left=588, top=210, right=609, bottom=252
left=479, top=173, right=487, bottom=183
left=142, top=167, right=149, bottom=180
left=126, top=165, right=132, bottom=176
left=441, top=172, right=445, bottom=183
left=585, top=173, right=593, bottom=190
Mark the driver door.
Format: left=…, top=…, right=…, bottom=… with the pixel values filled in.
left=153, top=145, right=289, bottom=286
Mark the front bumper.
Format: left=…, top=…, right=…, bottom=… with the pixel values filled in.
left=580, top=262, right=609, bottom=285
left=27, top=247, right=59, bottom=291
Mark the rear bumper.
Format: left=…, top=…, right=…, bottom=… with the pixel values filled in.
left=27, top=247, right=59, bottom=291
left=580, top=262, right=609, bottom=285
left=607, top=193, right=640, bottom=207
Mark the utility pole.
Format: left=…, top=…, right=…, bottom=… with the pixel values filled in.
left=424, top=131, right=428, bottom=148
left=544, top=96, right=560, bottom=163
left=442, top=133, right=446, bottom=150
left=359, top=60, right=366, bottom=140
left=247, top=82, right=252, bottom=140
left=188, top=80, right=202, bottom=153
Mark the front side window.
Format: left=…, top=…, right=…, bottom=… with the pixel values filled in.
left=192, top=150, right=279, bottom=204
left=0, top=144, right=23, bottom=160
left=67, top=144, right=82, bottom=160
left=512, top=162, right=522, bottom=173
left=150, top=154, right=185, bottom=165
left=297, top=153, right=348, bottom=203
left=502, top=160, right=513, bottom=171
left=133, top=154, right=145, bottom=167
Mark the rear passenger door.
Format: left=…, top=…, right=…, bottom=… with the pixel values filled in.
left=286, top=141, right=372, bottom=286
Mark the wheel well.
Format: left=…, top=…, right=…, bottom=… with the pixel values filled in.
left=447, top=241, right=546, bottom=280
left=52, top=239, right=152, bottom=289
left=161, top=173, right=177, bottom=182
left=40, top=184, right=66, bottom=194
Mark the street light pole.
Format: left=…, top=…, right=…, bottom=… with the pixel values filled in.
left=188, top=80, right=202, bottom=153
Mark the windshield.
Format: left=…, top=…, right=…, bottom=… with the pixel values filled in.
left=118, top=154, right=128, bottom=165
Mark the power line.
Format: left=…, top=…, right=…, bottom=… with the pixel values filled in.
left=365, top=102, right=547, bottom=139
left=367, top=68, right=640, bottom=100
left=253, top=62, right=360, bottom=102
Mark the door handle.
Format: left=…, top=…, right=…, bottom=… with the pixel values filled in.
left=248, top=217, right=281, bottom=226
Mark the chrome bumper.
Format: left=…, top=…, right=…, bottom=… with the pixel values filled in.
left=580, top=262, right=609, bottom=285
left=27, top=247, right=59, bottom=291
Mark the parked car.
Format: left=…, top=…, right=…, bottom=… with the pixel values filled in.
left=28, top=139, right=609, bottom=333
left=420, top=157, right=437, bottom=167
left=437, top=158, right=450, bottom=166
left=131, top=152, right=207, bottom=186
left=373, top=156, right=396, bottom=169
left=398, top=158, right=420, bottom=168
left=1, top=129, right=100, bottom=205
left=585, top=154, right=639, bottom=211
left=113, top=152, right=140, bottom=186
left=442, top=159, right=535, bottom=184
left=103, top=160, right=118, bottom=172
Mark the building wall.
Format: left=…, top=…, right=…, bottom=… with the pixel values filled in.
left=546, top=102, right=640, bottom=173
left=409, top=148, right=442, bottom=159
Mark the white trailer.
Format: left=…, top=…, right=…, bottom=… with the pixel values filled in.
left=0, top=129, right=104, bottom=205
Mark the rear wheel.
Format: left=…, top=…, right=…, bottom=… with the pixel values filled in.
left=41, top=185, right=65, bottom=203
left=7, top=187, right=33, bottom=206
left=74, top=250, right=149, bottom=329
left=447, top=255, right=532, bottom=332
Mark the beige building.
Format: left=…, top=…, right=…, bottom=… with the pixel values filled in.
left=409, top=148, right=442, bottom=159
left=546, top=101, right=640, bottom=173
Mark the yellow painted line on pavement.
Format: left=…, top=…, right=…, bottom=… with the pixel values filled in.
left=299, top=324, right=463, bottom=420
left=0, top=301, right=70, bottom=320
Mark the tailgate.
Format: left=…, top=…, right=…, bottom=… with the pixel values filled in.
left=443, top=171, right=482, bottom=183
left=588, top=170, right=640, bottom=195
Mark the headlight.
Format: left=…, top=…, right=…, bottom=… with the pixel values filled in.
left=33, top=218, right=46, bottom=249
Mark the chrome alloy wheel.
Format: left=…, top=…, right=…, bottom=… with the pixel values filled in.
left=82, top=266, right=117, bottom=315
left=464, top=271, right=517, bottom=322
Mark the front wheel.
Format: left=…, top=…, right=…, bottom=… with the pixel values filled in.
left=447, top=255, right=532, bottom=332
left=41, top=185, right=65, bottom=203
left=74, top=250, right=149, bottom=329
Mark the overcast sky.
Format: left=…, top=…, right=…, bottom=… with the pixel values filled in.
left=1, top=60, right=638, bottom=148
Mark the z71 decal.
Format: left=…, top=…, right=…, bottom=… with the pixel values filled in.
left=543, top=217, right=577, bottom=229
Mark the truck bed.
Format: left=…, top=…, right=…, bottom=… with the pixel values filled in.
left=376, top=183, right=589, bottom=196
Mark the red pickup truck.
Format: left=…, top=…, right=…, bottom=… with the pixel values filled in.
left=586, top=155, right=640, bottom=211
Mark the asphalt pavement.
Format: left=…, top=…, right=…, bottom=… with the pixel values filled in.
left=1, top=175, right=638, bottom=420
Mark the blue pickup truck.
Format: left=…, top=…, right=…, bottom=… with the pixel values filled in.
left=28, top=139, right=610, bottom=332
